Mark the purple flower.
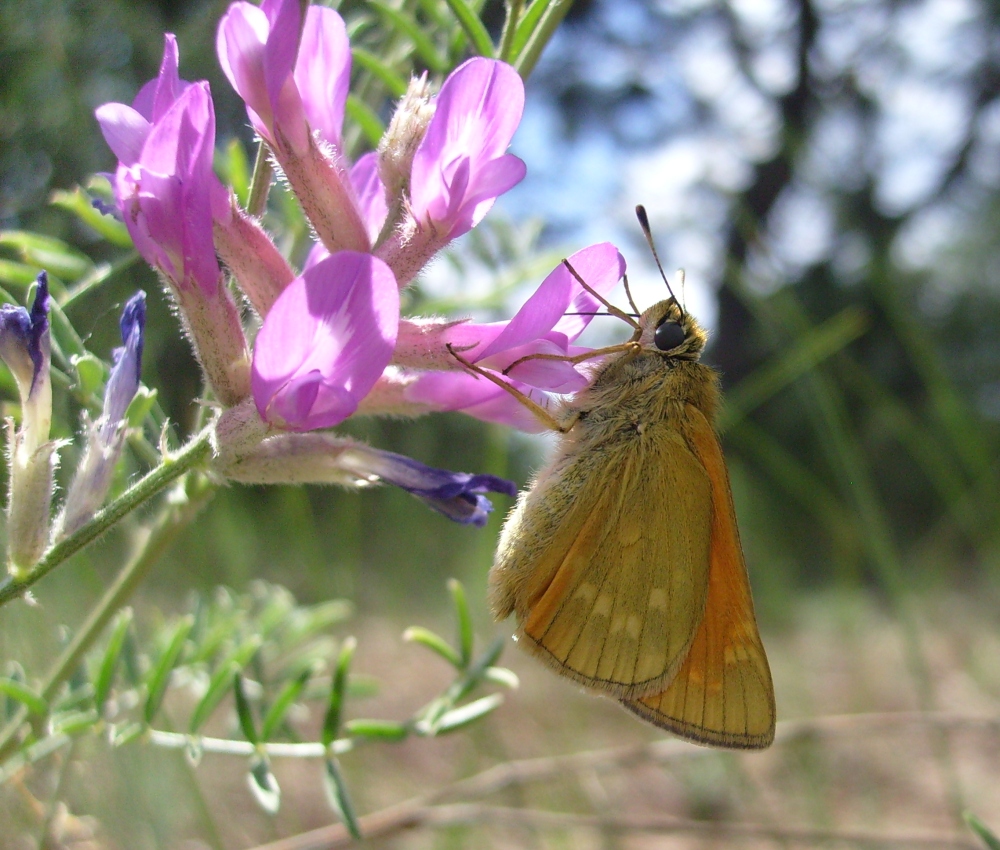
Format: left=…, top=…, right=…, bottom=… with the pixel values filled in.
left=336, top=445, right=516, bottom=526
left=217, top=0, right=368, bottom=255
left=216, top=0, right=350, bottom=155
left=403, top=243, right=626, bottom=431
left=1, top=274, right=55, bottom=572
left=96, top=37, right=252, bottom=406
left=100, top=292, right=146, bottom=443
left=252, top=252, right=399, bottom=431
left=97, top=74, right=223, bottom=296
left=379, top=58, right=527, bottom=286
left=58, top=292, right=147, bottom=537
left=0, top=272, right=50, bottom=414
left=409, top=58, right=526, bottom=240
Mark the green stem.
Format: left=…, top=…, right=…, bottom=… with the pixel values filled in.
left=497, top=0, right=524, bottom=62
left=0, top=474, right=216, bottom=764
left=0, top=429, right=213, bottom=608
left=513, top=0, right=575, bottom=78
left=247, top=140, right=274, bottom=218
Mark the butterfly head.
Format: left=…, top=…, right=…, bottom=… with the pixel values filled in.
left=636, top=298, right=707, bottom=362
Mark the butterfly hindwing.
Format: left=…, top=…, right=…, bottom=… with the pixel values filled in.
left=621, top=405, right=775, bottom=749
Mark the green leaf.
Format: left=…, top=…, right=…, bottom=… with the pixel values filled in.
left=0, top=231, right=94, bottom=282
left=110, top=721, right=144, bottom=747
left=94, top=608, right=134, bottom=714
left=323, top=637, right=356, bottom=747
left=248, top=756, right=281, bottom=814
left=49, top=708, right=100, bottom=736
left=260, top=667, right=312, bottom=741
left=0, top=258, right=46, bottom=288
left=71, top=354, right=105, bottom=399
left=0, top=677, right=48, bottom=716
left=216, top=139, right=252, bottom=208
left=402, top=626, right=461, bottom=668
left=345, top=94, right=386, bottom=149
left=351, top=48, right=409, bottom=98
left=433, top=693, right=504, bottom=734
left=234, top=673, right=259, bottom=745
left=342, top=718, right=408, bottom=741
left=513, top=0, right=574, bottom=77
left=189, top=661, right=239, bottom=734
left=967, top=812, right=1000, bottom=850
left=483, top=665, right=519, bottom=689
left=124, top=387, right=158, bottom=430
left=51, top=185, right=133, bottom=247
left=368, top=2, right=449, bottom=73
left=144, top=615, right=194, bottom=724
left=509, top=0, right=553, bottom=61
left=324, top=757, right=362, bottom=840
left=448, top=578, right=474, bottom=668
left=442, top=0, right=495, bottom=57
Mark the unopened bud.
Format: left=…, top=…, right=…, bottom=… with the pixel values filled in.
left=378, top=74, right=434, bottom=201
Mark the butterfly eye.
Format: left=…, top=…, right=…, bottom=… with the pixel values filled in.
left=654, top=320, right=685, bottom=352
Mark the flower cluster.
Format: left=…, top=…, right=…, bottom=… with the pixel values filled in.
left=93, top=0, right=629, bottom=522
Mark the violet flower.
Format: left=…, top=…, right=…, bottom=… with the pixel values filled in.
left=379, top=58, right=527, bottom=286
left=402, top=243, right=626, bottom=431
left=217, top=0, right=369, bottom=254
left=96, top=37, right=251, bottom=406
left=337, top=445, right=517, bottom=527
left=0, top=274, right=58, bottom=574
left=57, top=293, right=146, bottom=538
left=252, top=252, right=399, bottom=431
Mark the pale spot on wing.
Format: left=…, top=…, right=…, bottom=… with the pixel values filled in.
left=648, top=587, right=668, bottom=611
left=592, top=594, right=613, bottom=617
left=609, top=611, right=628, bottom=634
left=626, top=614, right=642, bottom=640
left=574, top=582, right=598, bottom=604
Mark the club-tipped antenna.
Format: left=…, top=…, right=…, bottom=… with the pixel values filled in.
left=635, top=205, right=683, bottom=317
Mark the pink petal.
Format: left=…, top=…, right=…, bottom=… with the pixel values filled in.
left=217, top=2, right=273, bottom=140
left=350, top=153, right=388, bottom=242
left=95, top=103, right=151, bottom=167
left=295, top=6, right=351, bottom=150
left=252, top=252, right=400, bottom=430
left=410, top=58, right=525, bottom=233
left=550, top=242, right=627, bottom=339
left=405, top=371, right=550, bottom=433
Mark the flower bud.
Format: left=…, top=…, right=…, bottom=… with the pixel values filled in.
left=0, top=274, right=58, bottom=574
left=377, top=74, right=433, bottom=203
left=57, top=293, right=146, bottom=538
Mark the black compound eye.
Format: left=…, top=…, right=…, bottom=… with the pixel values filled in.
left=654, top=319, right=685, bottom=352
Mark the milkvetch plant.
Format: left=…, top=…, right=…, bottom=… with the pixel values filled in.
left=0, top=0, right=616, bottom=841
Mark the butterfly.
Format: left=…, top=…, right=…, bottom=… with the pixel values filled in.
left=462, top=207, right=775, bottom=749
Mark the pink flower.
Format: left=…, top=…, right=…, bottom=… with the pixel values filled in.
left=216, top=0, right=350, bottom=155
left=96, top=38, right=226, bottom=296
left=252, top=252, right=400, bottom=431
left=404, top=243, right=626, bottom=431
left=379, top=58, right=527, bottom=285
left=409, top=58, right=526, bottom=241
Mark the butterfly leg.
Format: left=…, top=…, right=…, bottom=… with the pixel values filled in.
left=502, top=341, right=641, bottom=377
left=446, top=344, right=575, bottom=433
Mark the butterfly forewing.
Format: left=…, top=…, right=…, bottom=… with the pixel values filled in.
left=493, top=422, right=714, bottom=700
left=621, top=405, right=775, bottom=749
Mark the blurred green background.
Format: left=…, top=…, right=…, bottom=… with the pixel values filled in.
left=4, top=0, right=1000, bottom=847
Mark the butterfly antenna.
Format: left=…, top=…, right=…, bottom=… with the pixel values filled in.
left=563, top=260, right=640, bottom=330
left=622, top=273, right=641, bottom=316
left=635, top=205, right=683, bottom=317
